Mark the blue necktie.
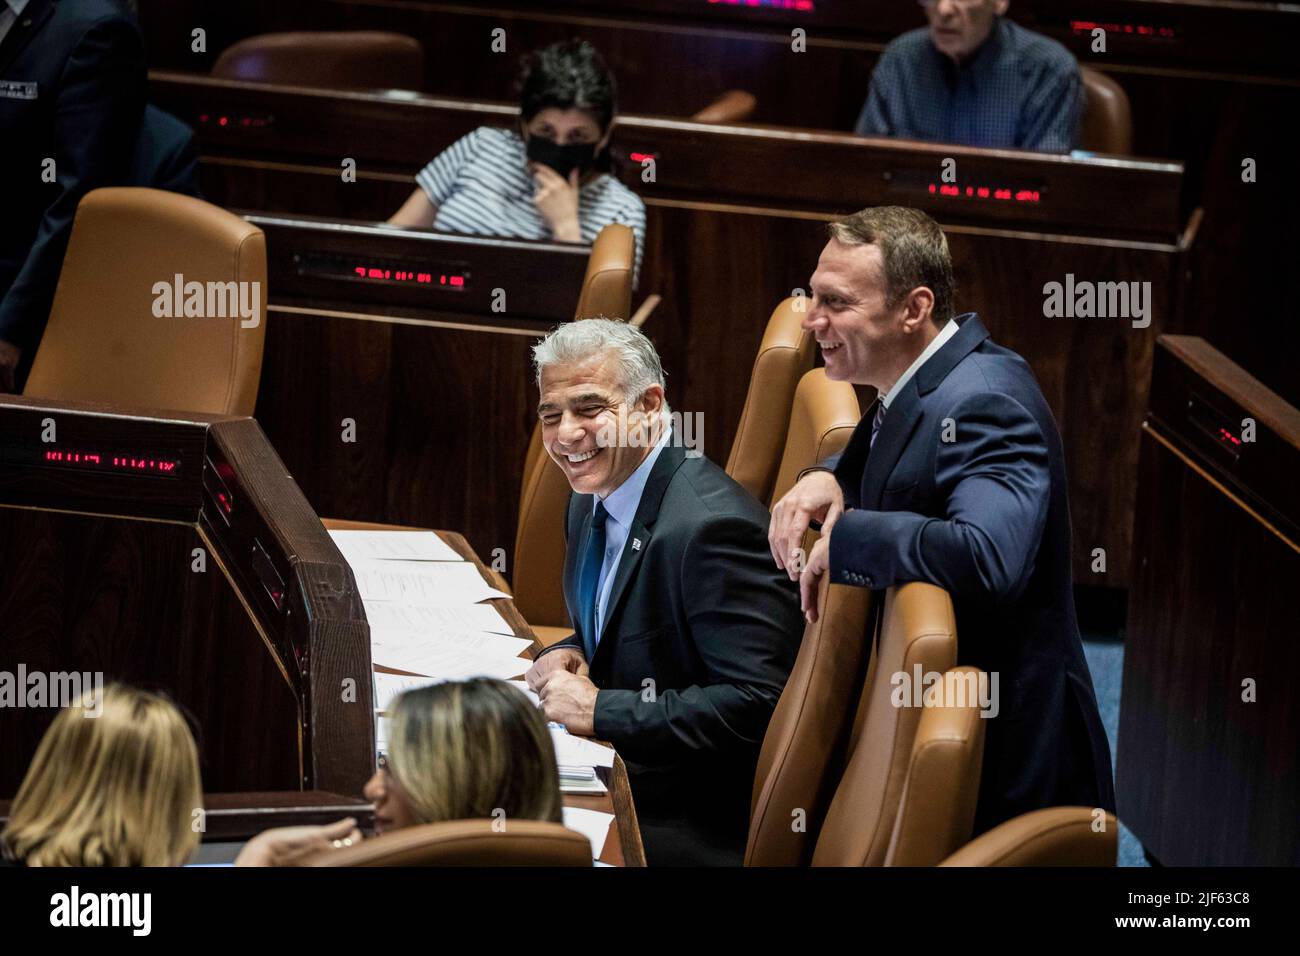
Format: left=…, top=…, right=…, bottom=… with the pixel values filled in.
left=870, top=399, right=887, bottom=450
left=577, top=501, right=609, bottom=661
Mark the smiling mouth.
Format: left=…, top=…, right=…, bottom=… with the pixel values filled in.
left=564, top=447, right=603, bottom=464
left=819, top=341, right=843, bottom=352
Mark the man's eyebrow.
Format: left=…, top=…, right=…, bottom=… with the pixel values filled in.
left=536, top=391, right=613, bottom=414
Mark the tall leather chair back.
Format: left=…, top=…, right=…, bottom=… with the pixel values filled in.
left=939, top=807, right=1118, bottom=867
left=882, top=665, right=985, bottom=866
left=212, top=31, right=425, bottom=90
left=769, top=368, right=860, bottom=507
left=811, top=582, right=957, bottom=866
left=512, top=225, right=636, bottom=629
left=746, top=576, right=873, bottom=866
left=307, top=819, right=592, bottom=866
left=725, top=298, right=816, bottom=503
left=1078, top=66, right=1133, bottom=154
left=24, top=188, right=266, bottom=416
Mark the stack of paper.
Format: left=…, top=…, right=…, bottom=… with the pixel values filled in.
left=328, top=529, right=534, bottom=751
left=551, top=725, right=614, bottom=795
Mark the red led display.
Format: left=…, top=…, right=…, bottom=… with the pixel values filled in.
left=928, top=182, right=1041, bottom=204
left=35, top=447, right=183, bottom=478
left=350, top=265, right=467, bottom=288
left=197, top=113, right=273, bottom=129
left=1069, top=20, right=1175, bottom=39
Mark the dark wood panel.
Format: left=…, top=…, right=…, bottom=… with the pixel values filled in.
left=1118, top=336, right=1300, bottom=865
left=256, top=313, right=539, bottom=565
left=0, top=508, right=301, bottom=796
left=0, top=399, right=373, bottom=799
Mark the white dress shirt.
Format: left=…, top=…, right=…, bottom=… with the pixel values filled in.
left=880, top=317, right=960, bottom=409
left=590, top=425, right=671, bottom=643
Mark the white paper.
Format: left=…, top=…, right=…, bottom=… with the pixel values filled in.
left=373, top=673, right=444, bottom=712
left=353, top=561, right=509, bottom=606
left=330, top=529, right=464, bottom=562
left=370, top=626, right=531, bottom=658
left=372, top=643, right=527, bottom=682
left=562, top=807, right=614, bottom=859
left=364, top=602, right=516, bottom=636
left=550, top=726, right=616, bottom=769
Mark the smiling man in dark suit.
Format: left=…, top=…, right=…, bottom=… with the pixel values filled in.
left=771, top=206, right=1115, bottom=835
left=525, top=318, right=803, bottom=866
left=0, top=0, right=146, bottom=392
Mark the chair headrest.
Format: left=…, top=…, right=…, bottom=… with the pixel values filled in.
left=306, top=819, right=592, bottom=867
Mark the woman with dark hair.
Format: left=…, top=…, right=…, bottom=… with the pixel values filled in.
left=388, top=39, right=646, bottom=285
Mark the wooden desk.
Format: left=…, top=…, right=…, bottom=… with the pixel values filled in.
left=326, top=518, right=646, bottom=867
left=1116, top=336, right=1300, bottom=865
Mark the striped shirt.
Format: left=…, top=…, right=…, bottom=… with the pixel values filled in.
left=416, top=126, right=647, bottom=288
left=855, top=19, right=1082, bottom=153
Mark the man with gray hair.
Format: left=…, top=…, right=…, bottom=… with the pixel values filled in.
left=525, top=318, right=802, bottom=866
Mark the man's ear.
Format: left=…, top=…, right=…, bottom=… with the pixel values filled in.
left=637, top=384, right=666, bottom=420
left=902, top=286, right=935, bottom=333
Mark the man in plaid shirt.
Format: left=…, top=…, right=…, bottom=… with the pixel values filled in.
left=856, top=0, right=1082, bottom=153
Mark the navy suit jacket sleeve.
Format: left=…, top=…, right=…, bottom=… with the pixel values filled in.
left=592, top=513, right=799, bottom=763
left=829, top=391, right=1050, bottom=602
left=0, top=14, right=145, bottom=347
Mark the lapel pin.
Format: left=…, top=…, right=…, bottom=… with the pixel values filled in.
left=631, top=538, right=642, bottom=551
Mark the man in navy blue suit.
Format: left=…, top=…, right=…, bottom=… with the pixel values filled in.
left=770, top=206, right=1115, bottom=834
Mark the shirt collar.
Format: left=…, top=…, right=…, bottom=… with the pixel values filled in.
left=4, top=0, right=30, bottom=14
left=881, top=318, right=959, bottom=409
left=595, top=424, right=671, bottom=528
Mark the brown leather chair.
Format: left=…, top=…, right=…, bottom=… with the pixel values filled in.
left=881, top=665, right=985, bottom=866
left=746, top=576, right=873, bottom=866
left=810, top=582, right=958, bottom=867
left=939, top=807, right=1118, bottom=867
left=1078, top=66, right=1133, bottom=155
left=512, top=224, right=636, bottom=644
left=305, top=819, right=592, bottom=867
left=211, top=31, right=425, bottom=91
left=24, top=187, right=266, bottom=416
left=725, top=298, right=817, bottom=504
left=692, top=90, right=758, bottom=124
left=768, top=368, right=860, bottom=507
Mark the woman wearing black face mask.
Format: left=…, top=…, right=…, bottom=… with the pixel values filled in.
left=389, top=40, right=646, bottom=286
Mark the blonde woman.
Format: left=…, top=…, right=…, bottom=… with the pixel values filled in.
left=0, top=683, right=361, bottom=867
left=1, top=683, right=203, bottom=867
left=364, top=678, right=563, bottom=834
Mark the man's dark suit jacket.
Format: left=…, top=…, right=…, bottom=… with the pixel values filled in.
left=824, top=313, right=1116, bottom=834
left=543, top=442, right=803, bottom=866
left=0, top=0, right=145, bottom=380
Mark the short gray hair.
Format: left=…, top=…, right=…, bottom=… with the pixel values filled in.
left=532, top=318, right=670, bottom=415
